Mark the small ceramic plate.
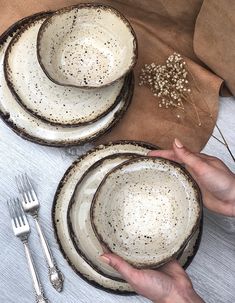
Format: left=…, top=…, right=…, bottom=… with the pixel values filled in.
left=68, top=153, right=140, bottom=281
left=4, top=15, right=128, bottom=127
left=37, top=4, right=137, bottom=88
left=91, top=157, right=202, bottom=269
left=0, top=14, right=133, bottom=146
left=52, top=141, right=201, bottom=293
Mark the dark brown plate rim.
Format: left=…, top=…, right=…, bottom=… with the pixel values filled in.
left=68, top=151, right=202, bottom=280
left=68, top=152, right=143, bottom=282
left=37, top=3, right=138, bottom=89
left=4, top=13, right=130, bottom=127
left=52, top=141, right=157, bottom=295
left=0, top=14, right=134, bottom=147
left=52, top=141, right=202, bottom=294
left=90, top=156, right=203, bottom=269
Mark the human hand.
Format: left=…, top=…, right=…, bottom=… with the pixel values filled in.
left=100, top=254, right=204, bottom=303
left=148, top=138, right=235, bottom=217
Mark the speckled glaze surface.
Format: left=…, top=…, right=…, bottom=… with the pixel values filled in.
left=0, top=15, right=134, bottom=146
left=91, top=156, right=202, bottom=269
left=68, top=153, right=139, bottom=281
left=52, top=141, right=201, bottom=293
left=53, top=141, right=156, bottom=293
left=68, top=153, right=201, bottom=282
left=4, top=15, right=128, bottom=126
left=37, top=3, right=137, bottom=88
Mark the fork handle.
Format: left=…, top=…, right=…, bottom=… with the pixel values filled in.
left=34, top=217, right=64, bottom=292
left=23, top=242, right=50, bottom=303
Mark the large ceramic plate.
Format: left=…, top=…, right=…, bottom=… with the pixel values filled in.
left=0, top=14, right=133, bottom=147
left=91, top=156, right=202, bottom=269
left=4, top=14, right=128, bottom=127
left=52, top=141, right=202, bottom=293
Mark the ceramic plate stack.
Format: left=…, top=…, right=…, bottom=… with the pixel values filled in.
left=53, top=141, right=203, bottom=293
left=0, top=4, right=137, bottom=146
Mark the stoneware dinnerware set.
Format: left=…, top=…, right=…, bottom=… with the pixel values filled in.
left=0, top=3, right=137, bottom=146
left=1, top=3, right=203, bottom=296
left=53, top=140, right=202, bottom=293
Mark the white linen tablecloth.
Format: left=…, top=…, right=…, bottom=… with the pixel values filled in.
left=0, top=97, right=235, bottom=303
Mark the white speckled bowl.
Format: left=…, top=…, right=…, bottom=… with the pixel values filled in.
left=91, top=156, right=202, bottom=269
left=37, top=4, right=137, bottom=88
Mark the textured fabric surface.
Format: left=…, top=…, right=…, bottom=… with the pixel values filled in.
left=0, top=0, right=223, bottom=151
left=0, top=96, right=234, bottom=303
left=194, top=0, right=235, bottom=96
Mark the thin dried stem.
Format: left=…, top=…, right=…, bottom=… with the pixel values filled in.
left=189, top=70, right=234, bottom=162
left=188, top=69, right=213, bottom=118
left=212, top=134, right=226, bottom=146
left=215, top=124, right=235, bottom=162
left=139, top=53, right=234, bottom=162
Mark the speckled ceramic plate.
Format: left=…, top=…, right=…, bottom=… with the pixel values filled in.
left=0, top=14, right=133, bottom=146
left=4, top=14, right=129, bottom=127
left=37, top=4, right=137, bottom=88
left=68, top=153, right=140, bottom=281
left=52, top=141, right=202, bottom=293
left=91, top=157, right=202, bottom=269
left=68, top=153, right=202, bottom=283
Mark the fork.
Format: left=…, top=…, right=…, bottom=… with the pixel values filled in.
left=16, top=174, right=63, bottom=292
left=7, top=198, right=50, bottom=303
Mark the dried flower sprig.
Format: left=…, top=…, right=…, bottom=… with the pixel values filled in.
left=139, top=53, right=202, bottom=126
left=139, top=53, right=235, bottom=162
left=139, top=53, right=191, bottom=109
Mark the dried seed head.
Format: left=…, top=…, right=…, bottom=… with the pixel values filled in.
left=139, top=53, right=191, bottom=110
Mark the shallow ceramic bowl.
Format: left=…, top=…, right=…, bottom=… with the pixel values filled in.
left=91, top=156, right=202, bottom=269
left=37, top=4, right=137, bottom=88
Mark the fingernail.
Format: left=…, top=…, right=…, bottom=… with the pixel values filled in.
left=99, top=255, right=110, bottom=265
left=174, top=138, right=183, bottom=148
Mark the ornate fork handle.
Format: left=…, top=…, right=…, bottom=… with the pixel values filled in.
left=34, top=216, right=64, bottom=292
left=23, top=241, right=50, bottom=303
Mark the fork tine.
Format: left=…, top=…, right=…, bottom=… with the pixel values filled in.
left=11, top=198, right=21, bottom=227
left=21, top=174, right=28, bottom=192
left=14, top=198, right=23, bottom=227
left=7, top=199, right=14, bottom=218
left=22, top=174, right=34, bottom=202
left=25, top=174, right=36, bottom=201
left=16, top=174, right=29, bottom=204
left=16, top=198, right=26, bottom=226
left=7, top=199, right=17, bottom=227
left=25, top=173, right=33, bottom=190
left=16, top=175, right=27, bottom=200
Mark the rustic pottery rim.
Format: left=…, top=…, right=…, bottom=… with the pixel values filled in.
left=67, top=152, right=142, bottom=282
left=52, top=141, right=202, bottom=293
left=90, top=156, right=203, bottom=269
left=0, top=13, right=134, bottom=147
left=36, top=3, right=138, bottom=89
left=52, top=141, right=155, bottom=294
left=3, top=13, right=131, bottom=127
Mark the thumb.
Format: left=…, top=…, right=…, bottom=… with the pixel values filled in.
left=100, top=253, right=139, bottom=283
left=173, top=138, right=202, bottom=169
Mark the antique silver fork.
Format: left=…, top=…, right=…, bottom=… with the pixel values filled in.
left=16, top=174, right=63, bottom=292
left=7, top=198, right=50, bottom=303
